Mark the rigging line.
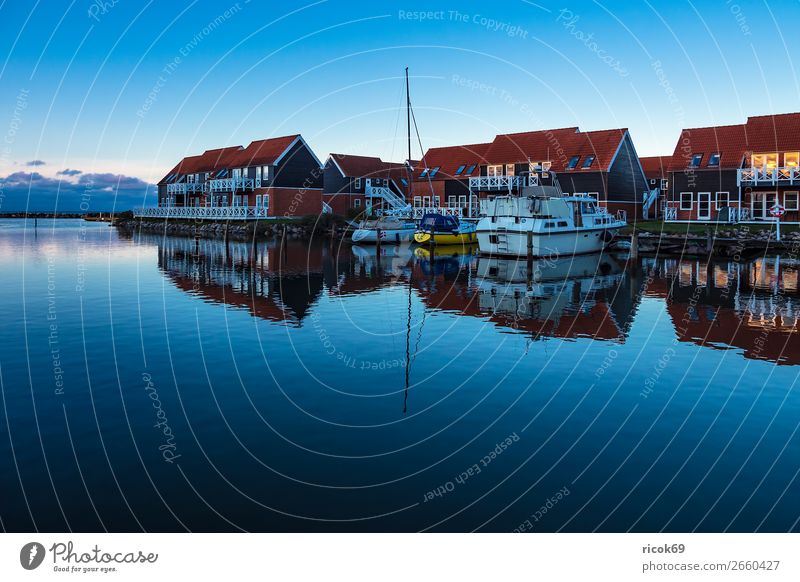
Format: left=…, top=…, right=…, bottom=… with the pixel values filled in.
left=387, top=75, right=406, bottom=164
left=409, top=103, right=436, bottom=197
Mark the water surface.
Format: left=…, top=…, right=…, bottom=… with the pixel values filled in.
left=1, top=218, right=799, bottom=532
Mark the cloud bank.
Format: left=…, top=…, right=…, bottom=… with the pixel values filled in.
left=0, top=170, right=156, bottom=212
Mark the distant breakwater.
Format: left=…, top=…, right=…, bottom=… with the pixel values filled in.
left=114, top=218, right=348, bottom=241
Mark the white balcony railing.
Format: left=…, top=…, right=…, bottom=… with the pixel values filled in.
left=134, top=206, right=269, bottom=220
left=206, top=177, right=255, bottom=192
left=166, top=182, right=204, bottom=194
left=469, top=175, right=538, bottom=192
left=412, top=206, right=463, bottom=219
left=738, top=166, right=800, bottom=186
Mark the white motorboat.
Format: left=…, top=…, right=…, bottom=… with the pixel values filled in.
left=476, top=185, right=626, bottom=257
left=351, top=217, right=417, bottom=244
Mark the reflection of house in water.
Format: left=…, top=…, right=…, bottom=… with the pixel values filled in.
left=643, top=256, right=800, bottom=365
left=411, top=250, right=636, bottom=342
left=155, top=236, right=328, bottom=325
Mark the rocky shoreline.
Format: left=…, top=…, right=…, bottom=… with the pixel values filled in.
left=113, top=218, right=349, bottom=240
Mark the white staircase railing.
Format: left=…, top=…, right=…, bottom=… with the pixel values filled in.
left=642, top=188, right=660, bottom=219
left=365, top=185, right=409, bottom=211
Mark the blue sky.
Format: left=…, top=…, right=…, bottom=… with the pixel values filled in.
left=1, top=0, right=798, bottom=211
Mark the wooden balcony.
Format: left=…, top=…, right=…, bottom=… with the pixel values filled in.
left=738, top=166, right=800, bottom=186
left=206, top=177, right=255, bottom=192
left=468, top=175, right=539, bottom=192
left=166, top=182, right=204, bottom=194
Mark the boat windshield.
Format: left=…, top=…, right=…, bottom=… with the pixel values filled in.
left=420, top=214, right=458, bottom=231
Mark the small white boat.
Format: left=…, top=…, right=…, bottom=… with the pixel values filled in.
left=351, top=217, right=417, bottom=244
left=476, top=185, right=626, bottom=257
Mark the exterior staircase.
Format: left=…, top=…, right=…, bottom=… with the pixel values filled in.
left=642, top=188, right=660, bottom=219
left=366, top=184, right=410, bottom=212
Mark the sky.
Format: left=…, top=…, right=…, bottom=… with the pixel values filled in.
left=0, top=0, right=798, bottom=211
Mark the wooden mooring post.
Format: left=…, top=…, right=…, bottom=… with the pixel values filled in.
left=526, top=231, right=533, bottom=290
left=631, top=230, right=639, bottom=260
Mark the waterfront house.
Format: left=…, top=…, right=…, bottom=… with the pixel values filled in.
left=466, top=127, right=650, bottom=221
left=664, top=112, right=800, bottom=223
left=322, top=154, right=410, bottom=216
left=639, top=155, right=670, bottom=219
left=146, top=134, right=323, bottom=220
left=411, top=142, right=491, bottom=218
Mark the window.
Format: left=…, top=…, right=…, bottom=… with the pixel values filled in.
left=715, top=191, right=729, bottom=209
left=567, top=155, right=580, bottom=169
left=401, top=178, right=408, bottom=186
left=419, top=168, right=429, bottom=178
left=454, top=165, right=465, bottom=176
left=660, top=179, right=669, bottom=191
left=752, top=153, right=778, bottom=168
left=487, top=164, right=503, bottom=177
left=708, top=152, right=721, bottom=166
left=255, top=194, right=261, bottom=208
left=429, top=166, right=440, bottom=177
left=354, top=198, right=361, bottom=208
left=650, top=179, right=656, bottom=185
left=413, top=196, right=422, bottom=208
left=433, top=196, right=440, bottom=207
left=465, top=164, right=476, bottom=175
left=423, top=196, right=431, bottom=207
left=448, top=195, right=456, bottom=207
left=689, top=153, right=703, bottom=167
left=458, top=195, right=467, bottom=208
left=785, top=153, right=800, bottom=167
left=505, top=164, right=515, bottom=176
left=785, top=191, right=799, bottom=210
left=680, top=192, right=693, bottom=210
left=354, top=177, right=361, bottom=189
left=587, top=192, right=599, bottom=202
left=582, top=155, right=595, bottom=169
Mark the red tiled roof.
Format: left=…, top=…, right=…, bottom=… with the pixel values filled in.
left=667, top=112, right=800, bottom=171
left=230, top=135, right=299, bottom=167
left=329, top=153, right=407, bottom=178
left=639, top=156, right=669, bottom=179
left=159, top=136, right=303, bottom=182
left=482, top=127, right=628, bottom=172
left=412, top=142, right=491, bottom=181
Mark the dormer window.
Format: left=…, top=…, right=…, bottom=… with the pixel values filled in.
left=582, top=155, right=595, bottom=169
left=784, top=152, right=799, bottom=167
left=419, top=168, right=429, bottom=178
left=689, top=153, right=703, bottom=167
left=454, top=165, right=465, bottom=175
left=567, top=155, right=580, bottom=169
left=429, top=166, right=440, bottom=177
left=707, top=153, right=721, bottom=167
left=465, top=164, right=476, bottom=175
left=401, top=178, right=408, bottom=186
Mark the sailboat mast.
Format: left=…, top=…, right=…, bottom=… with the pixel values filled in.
left=405, top=67, right=411, bottom=164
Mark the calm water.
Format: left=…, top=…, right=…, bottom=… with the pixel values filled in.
left=1, top=218, right=799, bottom=532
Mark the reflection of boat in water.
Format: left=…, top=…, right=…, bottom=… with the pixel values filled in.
left=414, top=245, right=477, bottom=277
left=351, top=217, right=416, bottom=243
left=476, top=184, right=625, bottom=257
left=413, top=213, right=477, bottom=245
left=472, top=254, right=627, bottom=339
left=477, top=253, right=620, bottom=284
